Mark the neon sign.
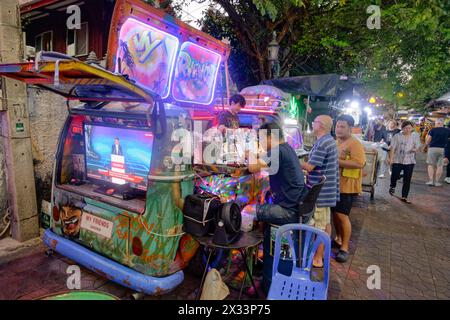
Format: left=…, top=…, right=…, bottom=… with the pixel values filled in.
left=116, top=18, right=179, bottom=99
left=172, top=42, right=221, bottom=105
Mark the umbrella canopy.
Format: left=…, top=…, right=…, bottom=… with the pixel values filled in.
left=240, top=85, right=290, bottom=100
left=437, top=91, right=450, bottom=102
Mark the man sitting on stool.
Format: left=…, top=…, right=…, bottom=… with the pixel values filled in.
left=248, top=121, right=309, bottom=294
left=248, top=121, right=308, bottom=224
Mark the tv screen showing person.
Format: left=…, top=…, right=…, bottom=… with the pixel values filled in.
left=85, top=125, right=154, bottom=190
left=111, top=137, right=124, bottom=156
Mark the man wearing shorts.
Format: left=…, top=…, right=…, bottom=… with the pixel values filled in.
left=332, top=115, right=366, bottom=263
left=301, top=115, right=339, bottom=268
left=424, top=118, right=450, bottom=186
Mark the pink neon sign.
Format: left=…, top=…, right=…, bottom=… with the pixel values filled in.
left=172, top=42, right=222, bottom=105
left=115, top=18, right=179, bottom=99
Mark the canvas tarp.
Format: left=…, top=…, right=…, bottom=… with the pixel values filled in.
left=262, top=74, right=340, bottom=97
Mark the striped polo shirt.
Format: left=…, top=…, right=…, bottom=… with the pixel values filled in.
left=307, top=134, right=340, bottom=207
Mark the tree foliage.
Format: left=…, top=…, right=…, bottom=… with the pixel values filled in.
left=190, top=0, right=450, bottom=110
left=143, top=0, right=183, bottom=17
left=197, top=0, right=340, bottom=83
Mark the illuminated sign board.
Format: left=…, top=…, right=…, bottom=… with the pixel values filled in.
left=116, top=19, right=223, bottom=105
left=115, top=18, right=179, bottom=99
left=171, top=42, right=222, bottom=105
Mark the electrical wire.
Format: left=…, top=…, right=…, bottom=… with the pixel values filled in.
left=0, top=207, right=11, bottom=238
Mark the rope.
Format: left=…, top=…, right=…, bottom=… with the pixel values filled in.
left=138, top=214, right=185, bottom=238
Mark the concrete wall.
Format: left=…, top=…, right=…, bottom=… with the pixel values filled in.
left=0, top=85, right=67, bottom=232
left=0, top=0, right=40, bottom=241
left=27, top=87, right=68, bottom=208
left=0, top=133, right=8, bottom=232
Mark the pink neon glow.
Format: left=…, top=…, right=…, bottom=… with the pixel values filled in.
left=116, top=18, right=179, bottom=99
left=172, top=42, right=222, bottom=105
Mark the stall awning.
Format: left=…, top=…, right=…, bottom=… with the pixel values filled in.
left=262, top=74, right=340, bottom=97
left=0, top=60, right=155, bottom=103
left=437, top=91, right=450, bottom=102
left=20, top=0, right=85, bottom=21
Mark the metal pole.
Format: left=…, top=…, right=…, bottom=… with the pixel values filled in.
left=304, top=95, right=311, bottom=131
left=220, top=64, right=225, bottom=110
left=224, top=60, right=230, bottom=109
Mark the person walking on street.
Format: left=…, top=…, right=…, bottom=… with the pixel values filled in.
left=364, top=118, right=388, bottom=143
left=301, top=115, right=339, bottom=268
left=388, top=121, right=421, bottom=203
left=332, top=115, right=366, bottom=263
left=424, top=118, right=450, bottom=186
left=444, top=133, right=450, bottom=184
left=379, top=119, right=401, bottom=178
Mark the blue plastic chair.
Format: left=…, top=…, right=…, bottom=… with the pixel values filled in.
left=267, top=223, right=331, bottom=300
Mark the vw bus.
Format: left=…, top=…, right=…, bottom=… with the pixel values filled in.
left=0, top=0, right=306, bottom=295
left=0, top=0, right=233, bottom=295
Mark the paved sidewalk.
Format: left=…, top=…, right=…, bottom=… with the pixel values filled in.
left=0, top=154, right=449, bottom=300
left=327, top=153, right=450, bottom=299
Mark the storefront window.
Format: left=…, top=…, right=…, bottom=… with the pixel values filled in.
left=67, top=22, right=89, bottom=57
left=35, top=31, right=53, bottom=53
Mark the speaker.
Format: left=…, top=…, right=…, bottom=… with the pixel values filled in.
left=213, top=202, right=242, bottom=245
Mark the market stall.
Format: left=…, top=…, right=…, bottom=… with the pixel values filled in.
left=0, top=0, right=235, bottom=296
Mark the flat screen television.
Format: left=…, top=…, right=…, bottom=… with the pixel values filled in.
left=84, top=124, right=154, bottom=191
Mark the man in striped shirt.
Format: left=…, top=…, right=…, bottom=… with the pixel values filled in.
left=301, top=115, right=339, bottom=268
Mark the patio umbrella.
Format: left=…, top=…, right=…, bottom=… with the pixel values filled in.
left=436, top=91, right=450, bottom=102
left=240, top=85, right=290, bottom=100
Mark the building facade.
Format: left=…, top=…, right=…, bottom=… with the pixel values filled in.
left=1, top=1, right=116, bottom=237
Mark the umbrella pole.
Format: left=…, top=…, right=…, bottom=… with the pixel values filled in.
left=305, top=95, right=310, bottom=125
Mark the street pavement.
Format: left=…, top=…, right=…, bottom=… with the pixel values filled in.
left=0, top=153, right=449, bottom=300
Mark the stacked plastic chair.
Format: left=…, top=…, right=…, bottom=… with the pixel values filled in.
left=267, top=223, right=331, bottom=300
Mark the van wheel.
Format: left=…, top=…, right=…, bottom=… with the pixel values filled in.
left=45, top=249, right=54, bottom=257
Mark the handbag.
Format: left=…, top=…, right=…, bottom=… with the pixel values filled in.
left=342, top=154, right=360, bottom=179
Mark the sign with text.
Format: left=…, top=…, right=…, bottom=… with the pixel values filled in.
left=80, top=213, right=114, bottom=239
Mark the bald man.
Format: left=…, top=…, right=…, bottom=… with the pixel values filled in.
left=301, top=115, right=339, bottom=268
